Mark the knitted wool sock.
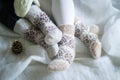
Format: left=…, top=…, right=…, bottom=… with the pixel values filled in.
left=48, top=25, right=75, bottom=71
left=48, top=0, right=75, bottom=71
left=25, top=5, right=62, bottom=45
left=74, top=19, right=101, bottom=58
left=14, top=18, right=59, bottom=58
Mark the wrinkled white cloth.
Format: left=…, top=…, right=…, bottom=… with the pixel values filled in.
left=0, top=0, right=120, bottom=80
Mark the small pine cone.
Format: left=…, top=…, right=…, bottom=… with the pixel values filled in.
left=11, top=40, right=23, bottom=54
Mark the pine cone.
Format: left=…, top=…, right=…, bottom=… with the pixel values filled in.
left=11, top=40, right=23, bottom=54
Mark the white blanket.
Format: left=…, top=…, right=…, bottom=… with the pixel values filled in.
left=0, top=0, right=120, bottom=80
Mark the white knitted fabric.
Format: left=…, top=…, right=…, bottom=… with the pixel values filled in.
left=25, top=5, right=62, bottom=45
left=75, top=20, right=101, bottom=58
left=14, top=18, right=59, bottom=59
left=14, top=0, right=40, bottom=17
left=48, top=0, right=75, bottom=71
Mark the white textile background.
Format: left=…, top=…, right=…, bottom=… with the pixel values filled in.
left=0, top=0, right=120, bottom=80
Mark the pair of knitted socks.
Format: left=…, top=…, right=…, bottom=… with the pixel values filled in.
left=14, top=5, right=101, bottom=71
left=48, top=0, right=101, bottom=71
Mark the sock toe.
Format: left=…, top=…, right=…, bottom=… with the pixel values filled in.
left=48, top=59, right=69, bottom=71
left=90, top=40, right=102, bottom=59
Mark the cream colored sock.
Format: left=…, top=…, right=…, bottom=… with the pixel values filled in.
left=49, top=0, right=75, bottom=71
left=25, top=5, right=62, bottom=45
left=74, top=19, right=101, bottom=58
left=48, top=25, right=75, bottom=71
left=14, top=18, right=59, bottom=59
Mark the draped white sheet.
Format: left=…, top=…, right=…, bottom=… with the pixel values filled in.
left=0, top=0, right=120, bottom=80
